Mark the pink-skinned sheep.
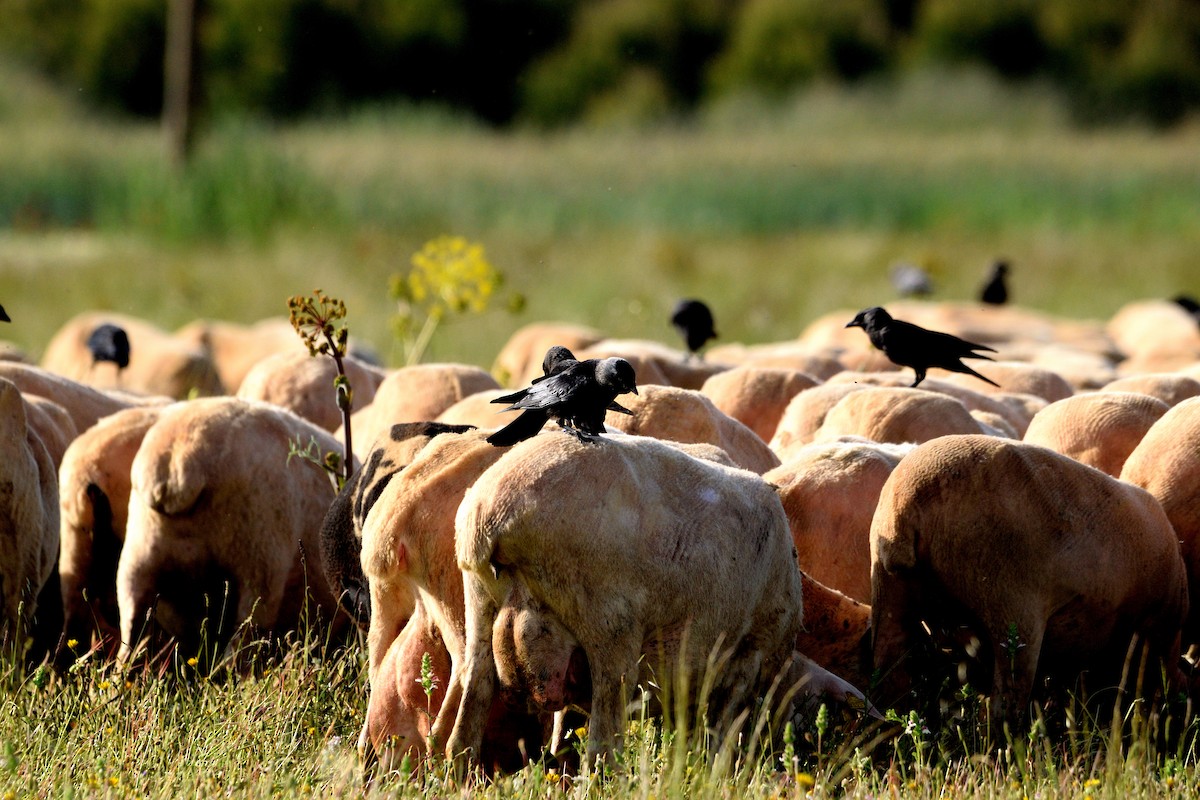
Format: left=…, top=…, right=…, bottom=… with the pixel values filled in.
left=769, top=383, right=870, bottom=460
left=576, top=339, right=726, bottom=389
left=174, top=317, right=308, bottom=393
left=117, top=398, right=351, bottom=666
left=319, top=421, right=478, bottom=631
left=41, top=311, right=223, bottom=399
left=1120, top=397, right=1200, bottom=643
left=1101, top=373, right=1200, bottom=407
left=0, top=379, right=60, bottom=644
left=824, top=371, right=1038, bottom=436
left=810, top=386, right=1001, bottom=445
left=705, top=341, right=848, bottom=380
left=440, top=434, right=808, bottom=772
left=236, top=350, right=387, bottom=433
left=345, top=364, right=500, bottom=461
left=1023, top=392, right=1169, bottom=477
left=436, top=389, right=513, bottom=429
left=492, top=322, right=605, bottom=388
left=58, top=405, right=167, bottom=659
left=602, top=384, right=781, bottom=473
left=699, top=366, right=821, bottom=443
left=872, top=435, right=1189, bottom=733
left=766, top=440, right=913, bottom=603
left=0, top=362, right=165, bottom=440
left=355, top=427, right=544, bottom=775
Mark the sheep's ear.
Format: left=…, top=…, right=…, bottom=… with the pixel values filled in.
left=396, top=542, right=408, bottom=573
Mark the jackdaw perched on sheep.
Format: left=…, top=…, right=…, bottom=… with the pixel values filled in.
left=670, top=299, right=718, bottom=360
left=486, top=356, right=638, bottom=446
left=979, top=260, right=1010, bottom=305
left=86, top=324, right=131, bottom=372
left=845, top=306, right=999, bottom=389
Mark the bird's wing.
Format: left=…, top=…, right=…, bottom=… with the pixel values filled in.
left=503, top=370, right=582, bottom=411
left=490, top=387, right=530, bottom=406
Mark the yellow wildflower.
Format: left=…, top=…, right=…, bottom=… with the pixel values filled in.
left=66, top=638, right=79, bottom=649
left=796, top=772, right=816, bottom=790
left=574, top=726, right=587, bottom=739
left=186, top=657, right=198, bottom=667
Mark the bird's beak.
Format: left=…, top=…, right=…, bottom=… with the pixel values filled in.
left=632, top=386, right=639, bottom=395
left=845, top=319, right=861, bottom=329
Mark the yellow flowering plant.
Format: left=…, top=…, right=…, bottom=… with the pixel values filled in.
left=391, top=235, right=523, bottom=365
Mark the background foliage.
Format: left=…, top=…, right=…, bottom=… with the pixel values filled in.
left=2, top=0, right=1200, bottom=127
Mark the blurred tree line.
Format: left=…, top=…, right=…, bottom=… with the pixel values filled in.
left=2, top=0, right=1199, bottom=127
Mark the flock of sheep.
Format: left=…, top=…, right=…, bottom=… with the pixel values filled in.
left=4, top=296, right=1200, bottom=777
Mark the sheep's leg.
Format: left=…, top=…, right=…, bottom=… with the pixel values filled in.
left=444, top=571, right=500, bottom=775
left=584, top=646, right=641, bottom=772
left=988, top=620, right=1043, bottom=743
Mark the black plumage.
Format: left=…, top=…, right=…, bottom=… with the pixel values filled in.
left=0, top=304, right=9, bottom=323
left=845, top=306, right=999, bottom=389
left=979, top=260, right=1010, bottom=305
left=487, top=355, right=639, bottom=446
left=86, top=323, right=131, bottom=370
left=523, top=345, right=633, bottom=415
left=670, top=299, right=718, bottom=360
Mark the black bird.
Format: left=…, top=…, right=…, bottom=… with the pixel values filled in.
left=889, top=262, right=934, bottom=298
left=979, top=260, right=1010, bottom=305
left=0, top=304, right=9, bottom=323
left=1172, top=294, right=1200, bottom=328
left=86, top=323, right=131, bottom=371
left=486, top=356, right=639, bottom=447
left=525, top=345, right=634, bottom=416
left=845, top=306, right=999, bottom=389
left=670, top=299, right=718, bottom=361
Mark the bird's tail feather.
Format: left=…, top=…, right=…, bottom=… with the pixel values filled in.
left=486, top=409, right=549, bottom=447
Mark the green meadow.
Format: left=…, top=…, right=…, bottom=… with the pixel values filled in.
left=4, top=60, right=1200, bottom=797
left=3, top=63, right=1200, bottom=368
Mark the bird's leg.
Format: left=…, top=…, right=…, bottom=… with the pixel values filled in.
left=910, top=369, right=926, bottom=388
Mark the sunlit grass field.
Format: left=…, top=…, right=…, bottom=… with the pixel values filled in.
left=4, top=60, right=1200, bottom=797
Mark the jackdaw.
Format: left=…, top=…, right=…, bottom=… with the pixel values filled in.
left=845, top=306, right=998, bottom=388
left=527, top=345, right=634, bottom=415
left=979, top=260, right=1010, bottom=305
left=86, top=323, right=131, bottom=371
left=487, top=356, right=638, bottom=446
left=670, top=299, right=718, bottom=360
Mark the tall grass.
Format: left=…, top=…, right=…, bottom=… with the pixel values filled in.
left=3, top=632, right=1198, bottom=799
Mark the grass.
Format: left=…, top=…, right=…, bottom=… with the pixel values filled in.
left=4, top=58, right=1200, bottom=796
left=3, top=634, right=1199, bottom=799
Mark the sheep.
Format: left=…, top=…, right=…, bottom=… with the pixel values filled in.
left=1023, top=392, right=1169, bottom=477
left=699, top=366, right=821, bottom=443
left=117, top=398, right=350, bottom=665
left=355, top=427, right=539, bottom=774
left=0, top=379, right=59, bottom=645
left=0, top=362, right=164, bottom=437
left=705, top=341, right=848, bottom=380
left=1101, top=373, right=1200, bottom=407
left=932, top=361, right=1075, bottom=403
left=174, top=317, right=308, bottom=393
left=769, top=383, right=871, bottom=461
left=58, top=405, right=167, bottom=658
left=872, top=435, right=1189, bottom=734
left=1107, top=299, right=1200, bottom=372
left=345, top=364, right=500, bottom=461
left=491, top=321, right=605, bottom=388
left=1120, top=397, right=1200, bottom=643
left=811, top=387, right=996, bottom=445
left=440, top=434, right=806, bottom=771
left=319, top=421, right=478, bottom=632
left=766, top=440, right=913, bottom=603
left=236, top=350, right=388, bottom=433
left=41, top=311, right=223, bottom=399
left=576, top=339, right=727, bottom=389
left=602, top=384, right=781, bottom=474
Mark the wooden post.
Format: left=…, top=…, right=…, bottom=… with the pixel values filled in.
left=163, top=0, right=201, bottom=166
